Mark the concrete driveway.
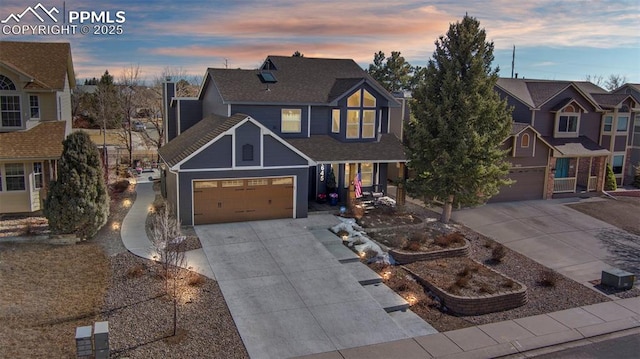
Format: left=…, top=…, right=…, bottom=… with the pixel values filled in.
left=195, top=215, right=428, bottom=359
left=452, top=198, right=640, bottom=287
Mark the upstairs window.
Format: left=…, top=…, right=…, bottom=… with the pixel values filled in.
left=346, top=89, right=377, bottom=139
left=30, top=95, right=40, bottom=119
left=331, top=109, right=340, bottom=133
left=521, top=133, right=530, bottom=148
left=242, top=144, right=254, bottom=161
left=281, top=109, right=301, bottom=133
left=555, top=104, right=580, bottom=137
left=0, top=75, right=16, bottom=90
left=617, top=116, right=629, bottom=132
left=603, top=116, right=613, bottom=132
left=634, top=122, right=640, bottom=147
left=1, top=95, right=21, bottom=128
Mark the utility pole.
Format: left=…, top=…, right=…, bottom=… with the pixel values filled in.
left=511, top=45, right=515, bottom=78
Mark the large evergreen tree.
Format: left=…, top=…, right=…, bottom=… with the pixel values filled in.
left=44, top=131, right=110, bottom=239
left=367, top=51, right=414, bottom=93
left=407, top=15, right=512, bottom=223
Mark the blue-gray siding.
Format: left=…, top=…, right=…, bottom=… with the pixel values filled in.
left=178, top=99, right=203, bottom=135
left=182, top=135, right=233, bottom=169
left=263, top=136, right=308, bottom=166
left=235, top=122, right=261, bottom=167
left=232, top=105, right=309, bottom=138
left=177, top=168, right=309, bottom=225
left=201, top=76, right=228, bottom=117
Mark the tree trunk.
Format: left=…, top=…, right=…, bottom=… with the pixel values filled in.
left=440, top=194, right=454, bottom=223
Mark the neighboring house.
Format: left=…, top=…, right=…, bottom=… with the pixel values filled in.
left=158, top=55, right=406, bottom=225
left=611, top=83, right=640, bottom=184
left=0, top=41, right=75, bottom=214
left=492, top=78, right=639, bottom=202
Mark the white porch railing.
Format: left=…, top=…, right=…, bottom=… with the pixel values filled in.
left=587, top=176, right=597, bottom=192
left=553, top=177, right=577, bottom=193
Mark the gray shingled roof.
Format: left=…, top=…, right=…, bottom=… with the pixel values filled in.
left=286, top=134, right=406, bottom=163
left=543, top=136, right=609, bottom=157
left=159, top=113, right=248, bottom=167
left=496, top=78, right=607, bottom=110
left=205, top=56, right=398, bottom=106
left=590, top=93, right=634, bottom=109
left=510, top=122, right=529, bottom=135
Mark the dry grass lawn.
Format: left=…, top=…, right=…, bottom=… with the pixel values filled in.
left=567, top=196, right=640, bottom=235
left=0, top=242, right=109, bottom=358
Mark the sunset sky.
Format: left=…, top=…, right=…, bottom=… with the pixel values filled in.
left=1, top=0, right=639, bottom=85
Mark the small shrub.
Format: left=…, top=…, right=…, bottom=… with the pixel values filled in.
left=152, top=198, right=166, bottom=212
left=404, top=240, right=422, bottom=251
left=434, top=232, right=465, bottom=247
left=187, top=272, right=206, bottom=287
left=501, top=280, right=516, bottom=289
left=350, top=205, right=365, bottom=220
left=537, top=269, right=559, bottom=287
left=455, top=275, right=469, bottom=288
left=479, top=283, right=495, bottom=294
left=458, top=263, right=480, bottom=277
left=409, top=232, right=428, bottom=244
left=483, top=240, right=493, bottom=248
left=491, top=244, right=507, bottom=263
left=126, top=263, right=146, bottom=278
left=604, top=164, right=617, bottom=191
left=113, top=180, right=130, bottom=193
left=447, top=283, right=461, bottom=295
left=388, top=234, right=408, bottom=249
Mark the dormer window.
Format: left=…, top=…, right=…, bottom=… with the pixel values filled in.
left=521, top=133, right=530, bottom=148
left=346, top=89, right=377, bottom=139
left=554, top=104, right=580, bottom=138
left=0, top=75, right=22, bottom=129
left=258, top=71, right=277, bottom=83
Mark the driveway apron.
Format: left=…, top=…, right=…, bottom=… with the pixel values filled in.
left=196, top=215, right=408, bottom=359
left=452, top=199, right=639, bottom=287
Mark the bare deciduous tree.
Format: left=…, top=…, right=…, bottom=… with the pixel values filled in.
left=116, top=65, right=142, bottom=166
left=585, top=74, right=627, bottom=91
left=150, top=201, right=185, bottom=337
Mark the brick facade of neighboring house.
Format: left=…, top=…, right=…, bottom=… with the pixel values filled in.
left=492, top=78, right=639, bottom=202
left=0, top=41, right=75, bottom=214
left=158, top=56, right=406, bottom=225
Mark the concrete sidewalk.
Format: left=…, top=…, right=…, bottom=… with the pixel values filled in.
left=120, top=181, right=215, bottom=279
left=297, top=297, right=640, bottom=359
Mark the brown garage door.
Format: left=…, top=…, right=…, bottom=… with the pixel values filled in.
left=193, top=177, right=294, bottom=224
left=489, top=167, right=545, bottom=202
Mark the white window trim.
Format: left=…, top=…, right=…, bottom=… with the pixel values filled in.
left=360, top=162, right=374, bottom=186
left=4, top=163, right=26, bottom=192
left=0, top=94, right=23, bottom=129
left=281, top=108, right=302, bottom=133
left=362, top=110, right=376, bottom=139
left=346, top=110, right=360, bottom=139
left=603, top=115, right=613, bottom=133
left=616, top=114, right=629, bottom=133
left=29, top=95, right=40, bottom=120
left=331, top=109, right=340, bottom=133
left=554, top=112, right=580, bottom=138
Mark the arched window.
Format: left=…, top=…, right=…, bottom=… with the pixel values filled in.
left=521, top=133, right=530, bottom=148
left=0, top=75, right=16, bottom=91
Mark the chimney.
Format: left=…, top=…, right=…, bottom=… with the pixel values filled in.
left=162, top=79, right=177, bottom=143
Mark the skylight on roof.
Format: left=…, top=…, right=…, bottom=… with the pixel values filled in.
left=259, top=71, right=277, bottom=83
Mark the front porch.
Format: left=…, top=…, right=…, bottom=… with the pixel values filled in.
left=550, top=156, right=605, bottom=197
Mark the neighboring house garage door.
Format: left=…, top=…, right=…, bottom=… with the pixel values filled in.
left=193, top=177, right=294, bottom=225
left=490, top=167, right=546, bottom=202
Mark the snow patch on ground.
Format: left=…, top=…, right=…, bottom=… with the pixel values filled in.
left=330, top=217, right=391, bottom=264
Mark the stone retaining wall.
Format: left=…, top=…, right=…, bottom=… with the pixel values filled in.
left=403, top=265, right=528, bottom=316
left=389, top=239, right=470, bottom=264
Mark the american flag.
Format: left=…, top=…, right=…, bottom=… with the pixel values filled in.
left=354, top=172, right=362, bottom=198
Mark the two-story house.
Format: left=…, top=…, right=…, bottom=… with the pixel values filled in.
left=492, top=78, right=639, bottom=202
left=0, top=41, right=75, bottom=214
left=611, top=83, right=640, bottom=184
left=158, top=55, right=406, bottom=225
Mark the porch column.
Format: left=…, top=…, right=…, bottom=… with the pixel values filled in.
left=396, top=162, right=406, bottom=207
left=348, top=163, right=357, bottom=208
left=546, top=157, right=556, bottom=199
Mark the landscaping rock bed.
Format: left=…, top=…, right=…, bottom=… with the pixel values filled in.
left=404, top=257, right=527, bottom=315
left=389, top=238, right=470, bottom=264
